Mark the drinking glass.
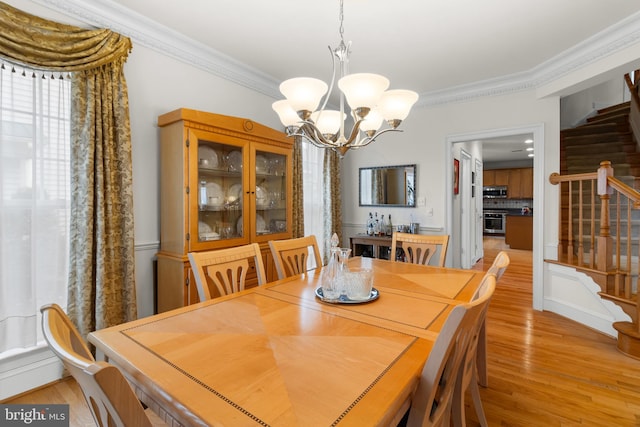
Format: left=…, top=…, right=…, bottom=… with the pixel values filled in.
left=345, top=268, right=374, bottom=300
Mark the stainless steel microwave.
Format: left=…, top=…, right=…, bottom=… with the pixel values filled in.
left=483, top=186, right=508, bottom=198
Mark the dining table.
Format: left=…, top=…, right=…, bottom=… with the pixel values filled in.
left=88, top=256, right=484, bottom=427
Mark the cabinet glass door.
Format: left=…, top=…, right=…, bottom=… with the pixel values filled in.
left=196, top=140, right=245, bottom=243
left=255, top=149, right=287, bottom=236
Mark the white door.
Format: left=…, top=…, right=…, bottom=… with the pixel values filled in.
left=460, top=150, right=472, bottom=269
left=474, top=159, right=484, bottom=263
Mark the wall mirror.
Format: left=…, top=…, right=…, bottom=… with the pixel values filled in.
left=359, top=164, right=416, bottom=207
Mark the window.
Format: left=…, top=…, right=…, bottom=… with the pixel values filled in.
left=302, top=140, right=328, bottom=261
left=0, top=64, right=71, bottom=355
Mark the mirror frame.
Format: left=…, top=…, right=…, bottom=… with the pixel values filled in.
left=358, top=164, right=416, bottom=207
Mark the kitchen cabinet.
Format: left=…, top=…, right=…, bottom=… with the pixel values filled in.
left=505, top=215, right=533, bottom=250
left=483, top=167, right=533, bottom=199
left=494, top=169, right=510, bottom=186
left=483, top=170, right=495, bottom=186
left=156, top=108, right=293, bottom=312
left=519, top=167, right=534, bottom=198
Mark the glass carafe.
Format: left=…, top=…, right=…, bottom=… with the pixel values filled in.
left=337, top=248, right=351, bottom=296
left=321, top=247, right=342, bottom=300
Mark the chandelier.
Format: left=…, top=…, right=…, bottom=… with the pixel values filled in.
left=272, top=0, right=418, bottom=157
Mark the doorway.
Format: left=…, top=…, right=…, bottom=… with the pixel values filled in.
left=445, top=124, right=544, bottom=310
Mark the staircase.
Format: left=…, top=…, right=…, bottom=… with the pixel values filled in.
left=561, top=101, right=640, bottom=177
left=556, top=97, right=640, bottom=359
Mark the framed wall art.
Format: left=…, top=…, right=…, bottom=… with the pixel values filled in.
left=453, top=158, right=460, bottom=195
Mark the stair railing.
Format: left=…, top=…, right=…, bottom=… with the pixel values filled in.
left=624, top=70, right=640, bottom=147
left=549, top=161, right=640, bottom=300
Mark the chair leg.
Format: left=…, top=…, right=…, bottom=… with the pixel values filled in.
left=476, top=320, right=488, bottom=387
left=469, top=370, right=488, bottom=427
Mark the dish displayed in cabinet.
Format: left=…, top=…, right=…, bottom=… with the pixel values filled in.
left=236, top=214, right=267, bottom=235
left=255, top=154, right=269, bottom=174
left=198, top=145, right=219, bottom=169
left=204, top=182, right=223, bottom=207
left=198, top=221, right=220, bottom=241
left=269, top=157, right=285, bottom=176
left=226, top=150, right=242, bottom=172
left=226, top=183, right=243, bottom=204
left=256, top=186, right=268, bottom=209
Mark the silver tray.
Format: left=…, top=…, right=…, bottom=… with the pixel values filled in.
left=315, top=287, right=379, bottom=304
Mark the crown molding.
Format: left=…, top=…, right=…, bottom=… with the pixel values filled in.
left=419, top=11, right=640, bottom=107
left=31, top=0, right=640, bottom=106
left=30, top=0, right=281, bottom=99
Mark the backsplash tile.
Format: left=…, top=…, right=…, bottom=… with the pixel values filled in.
left=483, top=198, right=532, bottom=210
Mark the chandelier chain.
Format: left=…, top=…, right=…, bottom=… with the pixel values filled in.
left=338, top=0, right=345, bottom=44
left=272, top=0, right=418, bottom=156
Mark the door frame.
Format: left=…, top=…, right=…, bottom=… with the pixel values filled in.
left=444, top=123, right=544, bottom=310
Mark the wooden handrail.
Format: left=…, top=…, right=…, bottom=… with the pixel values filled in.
left=549, top=161, right=640, bottom=296
left=607, top=176, right=640, bottom=208
left=549, top=171, right=597, bottom=184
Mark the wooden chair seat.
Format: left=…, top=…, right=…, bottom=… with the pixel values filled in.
left=268, top=235, right=323, bottom=280
left=188, top=243, right=266, bottom=301
left=391, top=232, right=450, bottom=267
left=40, top=303, right=166, bottom=427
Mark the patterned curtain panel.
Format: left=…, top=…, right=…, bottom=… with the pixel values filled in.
left=323, top=149, right=343, bottom=255
left=292, top=136, right=305, bottom=238
left=0, top=2, right=136, bottom=338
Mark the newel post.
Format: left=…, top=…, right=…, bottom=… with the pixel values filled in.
left=597, top=161, right=613, bottom=271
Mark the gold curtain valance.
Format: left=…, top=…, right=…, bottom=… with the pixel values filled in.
left=0, top=1, right=131, bottom=73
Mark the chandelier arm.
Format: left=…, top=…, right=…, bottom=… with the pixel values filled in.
left=318, top=45, right=338, bottom=113
left=341, top=119, right=364, bottom=146
left=357, top=128, right=403, bottom=148
left=299, top=122, right=341, bottom=148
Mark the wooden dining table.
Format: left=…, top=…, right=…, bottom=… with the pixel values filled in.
left=88, top=257, right=484, bottom=427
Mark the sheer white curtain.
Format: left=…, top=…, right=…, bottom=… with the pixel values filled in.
left=0, top=64, right=70, bottom=355
left=302, top=140, right=329, bottom=262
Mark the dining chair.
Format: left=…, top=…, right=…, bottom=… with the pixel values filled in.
left=188, top=243, right=266, bottom=301
left=268, top=235, right=323, bottom=280
left=450, top=270, right=502, bottom=427
left=476, top=250, right=510, bottom=388
left=403, top=274, right=497, bottom=427
left=40, top=303, right=166, bottom=427
left=487, top=250, right=510, bottom=280
left=390, top=232, right=450, bottom=267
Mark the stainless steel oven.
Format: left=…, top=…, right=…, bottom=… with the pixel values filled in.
left=483, top=211, right=506, bottom=234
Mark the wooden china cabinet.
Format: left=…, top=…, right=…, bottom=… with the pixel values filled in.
left=156, top=108, right=293, bottom=312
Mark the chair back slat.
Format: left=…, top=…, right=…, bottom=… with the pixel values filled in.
left=189, top=243, right=266, bottom=301
left=269, top=235, right=323, bottom=280
left=390, top=232, right=450, bottom=267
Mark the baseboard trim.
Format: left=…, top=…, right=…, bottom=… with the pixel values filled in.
left=0, top=346, right=63, bottom=401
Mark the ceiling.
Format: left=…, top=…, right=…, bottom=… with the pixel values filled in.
left=478, top=134, right=534, bottom=164
left=102, top=0, right=640, bottom=96
left=42, top=0, right=640, bottom=161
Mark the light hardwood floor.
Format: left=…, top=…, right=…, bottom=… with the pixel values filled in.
left=5, top=237, right=640, bottom=426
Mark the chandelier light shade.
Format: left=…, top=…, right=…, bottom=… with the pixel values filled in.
left=278, top=78, right=328, bottom=115
left=338, top=73, right=389, bottom=115
left=272, top=0, right=418, bottom=157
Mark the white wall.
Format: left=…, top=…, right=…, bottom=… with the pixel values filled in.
left=560, top=77, right=629, bottom=129
left=341, top=90, right=559, bottom=259
left=125, top=45, right=284, bottom=317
